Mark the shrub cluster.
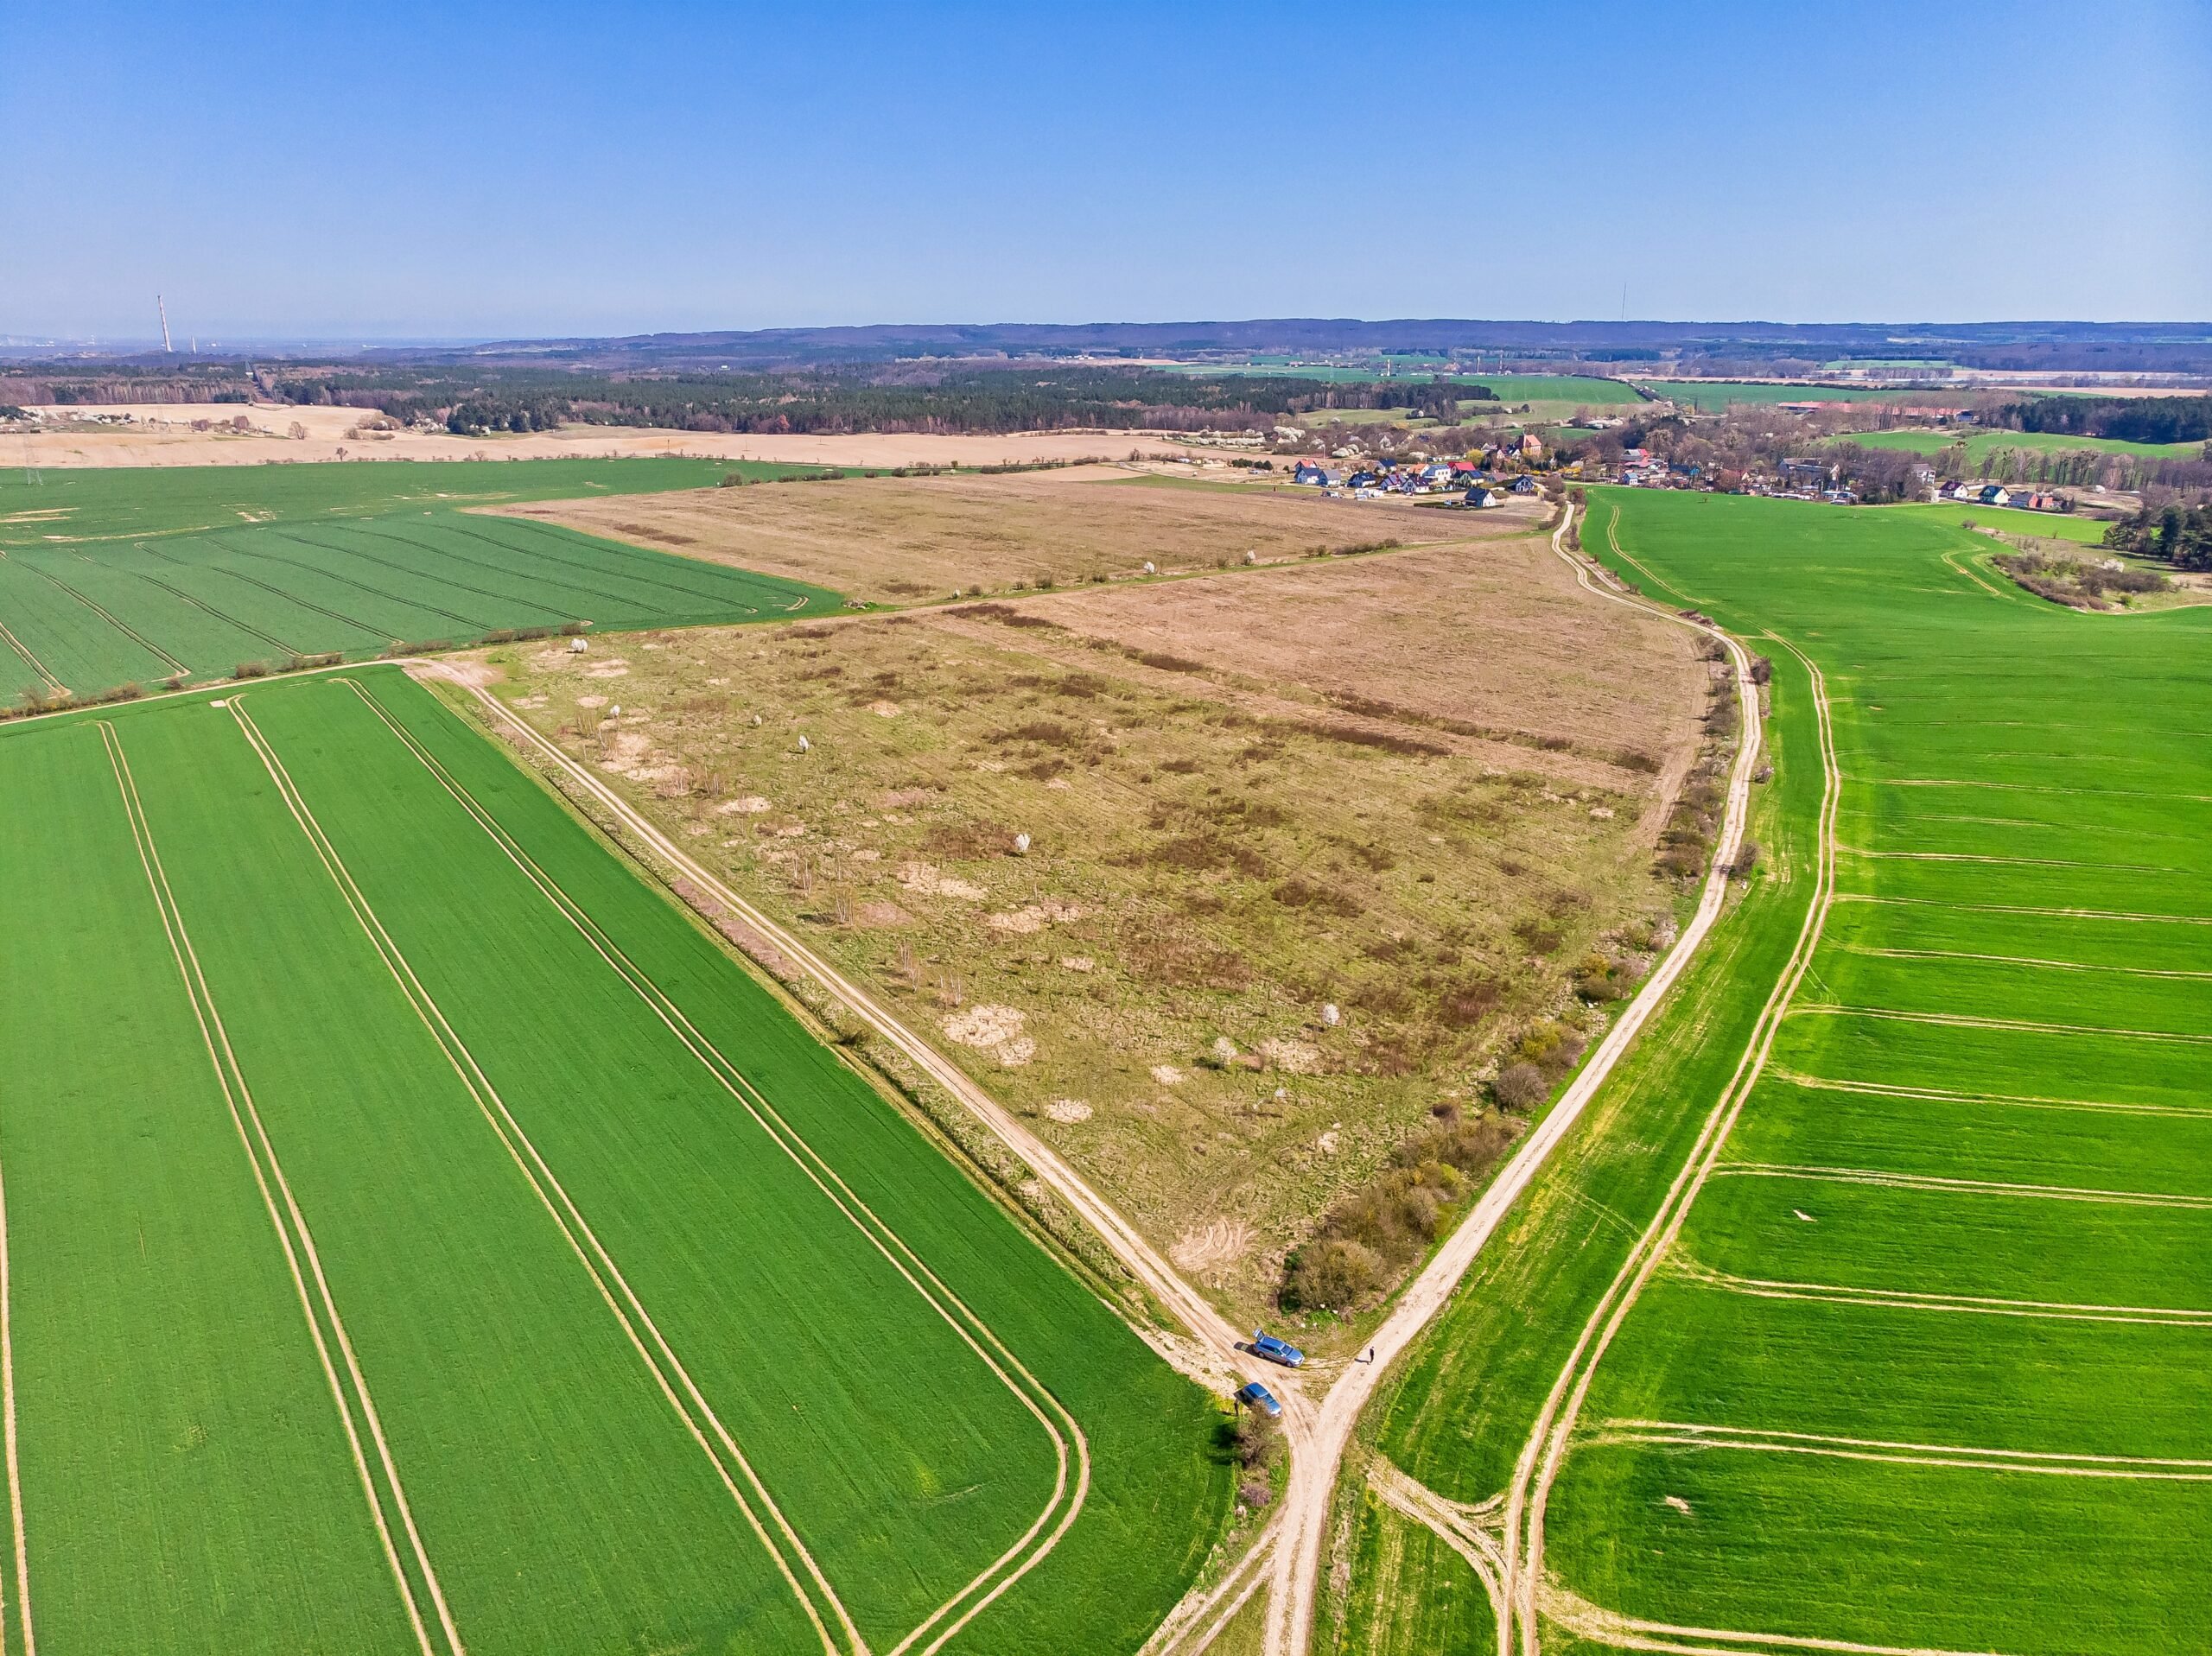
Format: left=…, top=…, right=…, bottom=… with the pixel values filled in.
left=1277, top=1114, right=1521, bottom=1313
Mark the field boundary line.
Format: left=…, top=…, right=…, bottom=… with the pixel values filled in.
left=1772, top=1070, right=2212, bottom=1120
left=1504, top=629, right=1839, bottom=1656
left=1792, top=1004, right=2212, bottom=1045
left=222, top=696, right=860, bottom=1656
left=338, top=676, right=1087, bottom=1656
left=96, top=720, right=458, bottom=1656
left=1593, top=1418, right=2212, bottom=1480
left=1712, top=1160, right=2212, bottom=1209
left=1667, top=1259, right=2212, bottom=1327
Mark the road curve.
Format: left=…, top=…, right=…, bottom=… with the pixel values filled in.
left=1260, top=503, right=1766, bottom=1656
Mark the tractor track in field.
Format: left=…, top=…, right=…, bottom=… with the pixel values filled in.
left=226, top=694, right=865, bottom=1656
left=98, top=720, right=460, bottom=1656
left=1668, top=1259, right=2212, bottom=1328
left=1591, top=1418, right=2212, bottom=1481
left=1775, top=1071, right=2212, bottom=1120
left=1503, top=626, right=1839, bottom=1656
left=329, top=676, right=1089, bottom=1656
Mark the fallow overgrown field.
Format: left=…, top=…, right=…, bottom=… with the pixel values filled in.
left=0, top=669, right=1228, bottom=1655
left=480, top=508, right=1710, bottom=1325
left=494, top=467, right=1498, bottom=606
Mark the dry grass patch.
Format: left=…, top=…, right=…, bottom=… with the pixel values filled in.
left=492, top=469, right=1518, bottom=606
left=484, top=547, right=1701, bottom=1329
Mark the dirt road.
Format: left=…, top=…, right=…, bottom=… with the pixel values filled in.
left=1258, top=504, right=1766, bottom=1656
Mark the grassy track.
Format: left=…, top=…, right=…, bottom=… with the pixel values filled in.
left=1529, top=490, right=2212, bottom=1653
left=0, top=460, right=843, bottom=703
left=0, top=669, right=1231, bottom=1653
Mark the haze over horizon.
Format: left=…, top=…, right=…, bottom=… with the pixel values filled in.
left=3, top=0, right=2208, bottom=344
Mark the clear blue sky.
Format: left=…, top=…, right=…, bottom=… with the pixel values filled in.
left=3, top=1, right=2207, bottom=344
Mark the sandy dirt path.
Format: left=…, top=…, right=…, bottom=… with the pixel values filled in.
left=1258, top=504, right=1768, bottom=1656
left=1504, top=636, right=1839, bottom=1655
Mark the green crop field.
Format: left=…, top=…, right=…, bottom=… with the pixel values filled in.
left=0, top=460, right=843, bottom=705
left=1846, top=425, right=2205, bottom=462
left=1535, top=491, right=2212, bottom=1654
left=1641, top=380, right=1951, bottom=410
left=0, top=668, right=1229, bottom=1654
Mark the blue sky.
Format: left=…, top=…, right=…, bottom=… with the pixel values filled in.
left=3, top=2, right=2207, bottom=343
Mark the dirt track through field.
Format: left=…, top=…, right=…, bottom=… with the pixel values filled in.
left=225, top=696, right=861, bottom=1655
left=1538, top=1580, right=2010, bottom=1656
left=98, top=720, right=458, bottom=1656
left=1504, top=632, right=1840, bottom=1656
left=331, top=678, right=1088, bottom=1656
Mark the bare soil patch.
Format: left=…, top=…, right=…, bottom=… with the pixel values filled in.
left=495, top=469, right=1513, bottom=606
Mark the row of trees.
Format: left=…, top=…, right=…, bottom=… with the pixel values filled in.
left=1997, top=394, right=2212, bottom=447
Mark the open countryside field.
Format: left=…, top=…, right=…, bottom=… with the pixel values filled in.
left=0, top=668, right=1229, bottom=1654
left=497, top=467, right=1497, bottom=607
left=480, top=506, right=1709, bottom=1323
left=1520, top=490, right=2212, bottom=1654
left=1847, top=425, right=2207, bottom=462
left=1640, top=381, right=1961, bottom=410
left=0, top=460, right=839, bottom=704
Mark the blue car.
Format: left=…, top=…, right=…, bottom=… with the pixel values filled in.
left=1236, top=1381, right=1282, bottom=1418
left=1252, top=1330, right=1305, bottom=1368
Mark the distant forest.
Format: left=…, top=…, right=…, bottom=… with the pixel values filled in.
left=2, top=361, right=1501, bottom=437
left=1994, top=394, right=2212, bottom=446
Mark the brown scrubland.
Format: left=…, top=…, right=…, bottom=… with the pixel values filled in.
left=473, top=473, right=1707, bottom=1325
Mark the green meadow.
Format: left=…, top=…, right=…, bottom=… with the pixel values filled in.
left=1640, top=380, right=1951, bottom=410
left=0, top=669, right=1230, bottom=1654
left=1848, top=425, right=2204, bottom=462
left=0, top=460, right=841, bottom=702
left=1538, top=489, right=2212, bottom=1653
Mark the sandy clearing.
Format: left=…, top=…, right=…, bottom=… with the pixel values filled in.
left=334, top=680, right=1095, bottom=1656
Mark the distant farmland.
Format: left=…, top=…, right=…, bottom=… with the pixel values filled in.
left=0, top=669, right=1227, bottom=1653
left=1847, top=425, right=2206, bottom=462
left=0, top=460, right=840, bottom=703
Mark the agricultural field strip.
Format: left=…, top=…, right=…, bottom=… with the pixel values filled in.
left=0, top=613, right=59, bottom=692
left=1263, top=503, right=1767, bottom=1656
left=1586, top=1420, right=2212, bottom=1481
left=1504, top=634, right=1840, bottom=1656
left=327, top=678, right=1088, bottom=1656
left=1834, top=891, right=2212, bottom=926
left=1774, top=1070, right=2212, bottom=1120
left=110, top=544, right=392, bottom=646
left=111, top=551, right=300, bottom=653
left=0, top=1043, right=22, bottom=1655
left=1791, top=1005, right=2212, bottom=1044
left=1708, top=1163, right=2212, bottom=1208
left=1662, top=1259, right=2212, bottom=1329
left=219, top=536, right=506, bottom=629
left=96, top=720, right=457, bottom=1656
left=225, top=691, right=864, bottom=1656
left=6, top=557, right=188, bottom=675
left=1835, top=944, right=2212, bottom=980
left=1535, top=1581, right=2001, bottom=1656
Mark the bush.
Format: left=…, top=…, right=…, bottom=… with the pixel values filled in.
left=232, top=661, right=269, bottom=679
left=1279, top=1237, right=1383, bottom=1313
left=1494, top=1062, right=1548, bottom=1109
